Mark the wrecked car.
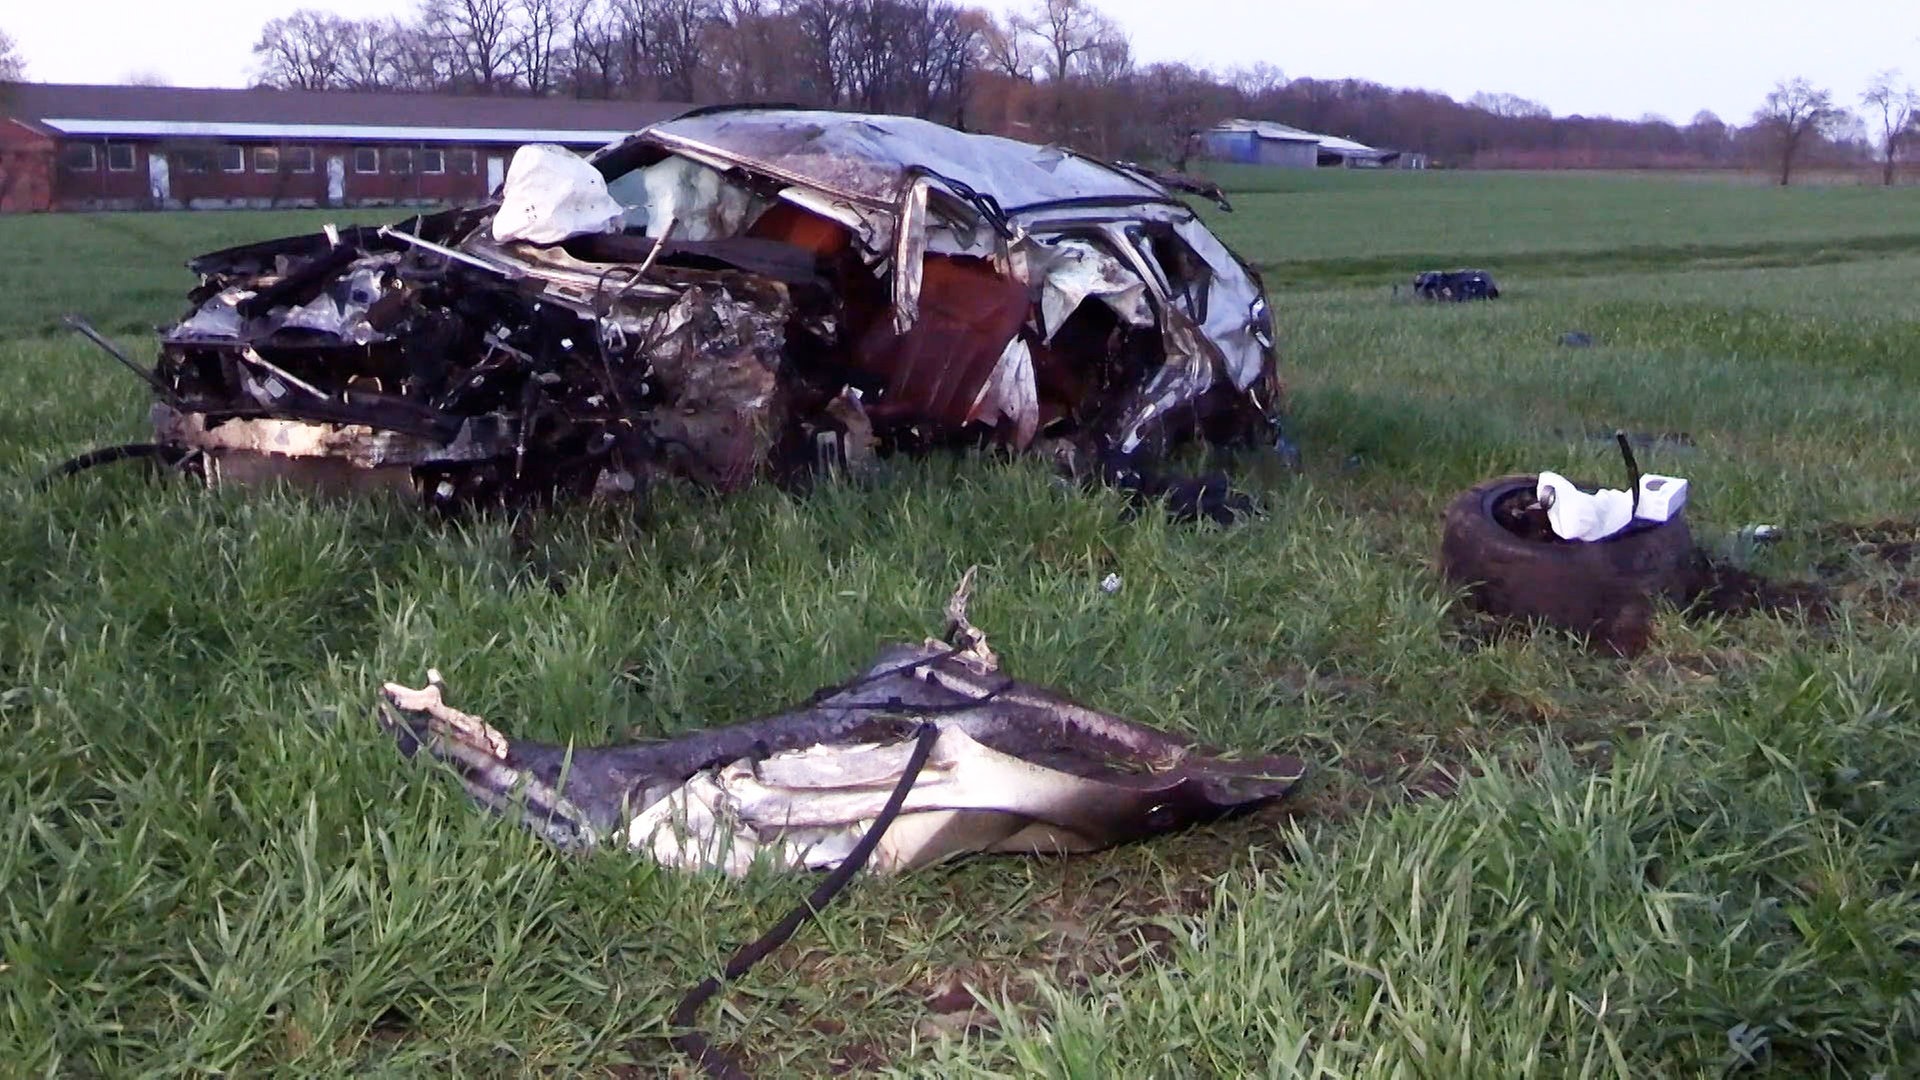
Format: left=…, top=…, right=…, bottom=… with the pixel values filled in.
left=130, top=107, right=1285, bottom=508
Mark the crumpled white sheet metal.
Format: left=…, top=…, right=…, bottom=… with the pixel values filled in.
left=491, top=144, right=625, bottom=245
left=1171, top=216, right=1274, bottom=392
left=628, top=725, right=1107, bottom=877
left=1038, top=239, right=1154, bottom=342
left=173, top=293, right=245, bottom=338
left=639, top=109, right=1166, bottom=210
left=966, top=337, right=1040, bottom=449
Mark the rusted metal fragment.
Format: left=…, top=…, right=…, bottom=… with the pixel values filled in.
left=849, top=255, right=1029, bottom=437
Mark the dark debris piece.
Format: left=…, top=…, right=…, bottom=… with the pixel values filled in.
left=1091, top=451, right=1259, bottom=526
left=1412, top=269, right=1499, bottom=302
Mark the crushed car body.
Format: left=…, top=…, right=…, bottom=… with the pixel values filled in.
left=141, top=107, right=1285, bottom=507
left=379, top=575, right=1306, bottom=874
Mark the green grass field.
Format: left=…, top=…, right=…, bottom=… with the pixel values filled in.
left=3, top=172, right=1919, bottom=1076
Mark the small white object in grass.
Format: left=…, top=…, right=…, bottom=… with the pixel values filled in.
left=1100, top=573, right=1123, bottom=594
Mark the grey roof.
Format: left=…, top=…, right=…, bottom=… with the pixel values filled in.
left=639, top=108, right=1169, bottom=209
left=0, top=82, right=689, bottom=143
left=1212, top=118, right=1382, bottom=155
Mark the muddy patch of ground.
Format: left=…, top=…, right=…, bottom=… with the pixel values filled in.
left=1687, top=560, right=1832, bottom=620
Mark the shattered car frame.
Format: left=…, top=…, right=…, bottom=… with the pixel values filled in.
left=143, top=107, right=1286, bottom=508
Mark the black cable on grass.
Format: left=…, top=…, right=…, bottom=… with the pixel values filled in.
left=666, top=721, right=941, bottom=1080
left=35, top=443, right=175, bottom=489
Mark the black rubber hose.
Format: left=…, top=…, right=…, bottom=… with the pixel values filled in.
left=35, top=443, right=175, bottom=489
left=1615, top=430, right=1643, bottom=519
left=665, top=721, right=942, bottom=1079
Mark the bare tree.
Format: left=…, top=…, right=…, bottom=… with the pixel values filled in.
left=1752, top=78, right=1844, bottom=185
left=509, top=0, right=568, bottom=93
left=608, top=0, right=715, bottom=102
left=783, top=0, right=854, bottom=103
left=1862, top=70, right=1919, bottom=187
left=421, top=0, right=519, bottom=92
left=1137, top=62, right=1232, bottom=168
left=1017, top=0, right=1120, bottom=82
left=0, top=27, right=24, bottom=80
left=979, top=12, right=1033, bottom=80
left=562, top=0, right=622, bottom=96
left=1686, top=109, right=1731, bottom=164
left=253, top=11, right=348, bottom=89
left=1228, top=61, right=1286, bottom=101
left=340, top=18, right=405, bottom=90
left=1469, top=91, right=1550, bottom=119
left=704, top=0, right=802, bottom=102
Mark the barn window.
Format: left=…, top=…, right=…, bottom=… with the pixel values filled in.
left=175, top=149, right=211, bottom=174
left=286, top=147, right=314, bottom=174
left=254, top=147, right=280, bottom=173
left=421, top=149, right=445, bottom=175
left=219, top=145, right=245, bottom=173
left=106, top=144, right=137, bottom=172
left=354, top=147, right=379, bottom=174
left=61, top=144, right=97, bottom=171
left=452, top=149, right=477, bottom=175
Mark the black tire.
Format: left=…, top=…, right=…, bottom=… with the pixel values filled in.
left=1439, top=474, right=1699, bottom=655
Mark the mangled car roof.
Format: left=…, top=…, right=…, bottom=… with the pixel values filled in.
left=601, top=107, right=1174, bottom=211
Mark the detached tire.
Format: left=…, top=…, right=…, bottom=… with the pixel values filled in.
left=1439, top=474, right=1699, bottom=656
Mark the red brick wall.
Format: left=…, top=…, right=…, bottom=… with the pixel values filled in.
left=49, top=138, right=151, bottom=207
left=0, top=120, right=54, bottom=212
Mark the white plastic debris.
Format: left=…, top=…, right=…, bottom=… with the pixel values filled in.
left=1100, top=573, right=1123, bottom=594
left=1635, top=474, right=1689, bottom=522
left=1538, top=470, right=1635, bottom=542
left=490, top=144, right=625, bottom=245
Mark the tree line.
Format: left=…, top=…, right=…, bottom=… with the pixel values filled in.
left=5, top=3, right=1912, bottom=181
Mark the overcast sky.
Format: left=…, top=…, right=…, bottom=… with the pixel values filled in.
left=8, top=0, right=1918, bottom=123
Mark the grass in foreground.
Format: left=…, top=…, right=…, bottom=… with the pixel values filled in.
left=2, top=174, right=1919, bottom=1075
